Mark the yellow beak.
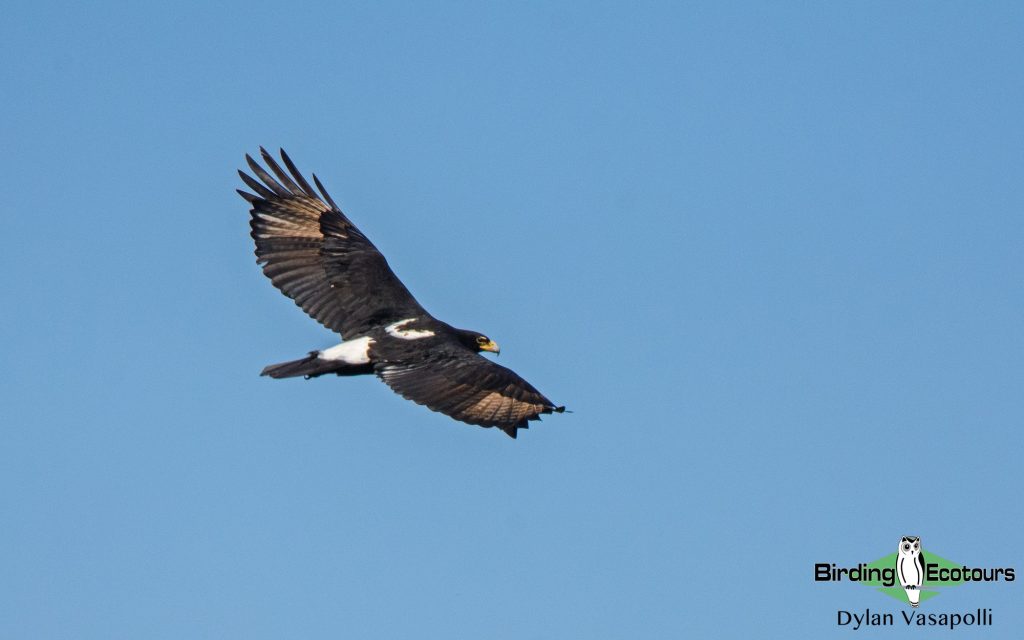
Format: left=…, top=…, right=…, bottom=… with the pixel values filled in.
left=480, top=340, right=500, bottom=354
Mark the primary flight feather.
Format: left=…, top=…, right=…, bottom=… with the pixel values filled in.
left=239, top=148, right=565, bottom=438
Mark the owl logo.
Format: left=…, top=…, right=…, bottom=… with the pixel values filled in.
left=897, top=536, right=926, bottom=607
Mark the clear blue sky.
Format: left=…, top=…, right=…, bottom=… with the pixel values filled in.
left=2, top=2, right=1021, bottom=638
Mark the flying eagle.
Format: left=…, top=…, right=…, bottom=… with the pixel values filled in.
left=238, top=148, right=565, bottom=438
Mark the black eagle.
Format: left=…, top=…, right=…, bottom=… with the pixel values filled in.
left=238, top=148, right=565, bottom=438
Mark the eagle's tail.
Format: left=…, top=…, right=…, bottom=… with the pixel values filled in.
left=261, top=352, right=371, bottom=379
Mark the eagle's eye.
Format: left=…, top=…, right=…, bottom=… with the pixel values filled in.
left=476, top=336, right=488, bottom=345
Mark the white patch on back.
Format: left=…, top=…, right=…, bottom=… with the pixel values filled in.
left=385, top=318, right=435, bottom=340
left=319, top=336, right=374, bottom=364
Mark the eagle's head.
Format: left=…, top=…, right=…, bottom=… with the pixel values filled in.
left=457, top=329, right=500, bottom=354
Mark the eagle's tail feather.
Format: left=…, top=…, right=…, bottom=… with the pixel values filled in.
left=261, top=352, right=371, bottom=379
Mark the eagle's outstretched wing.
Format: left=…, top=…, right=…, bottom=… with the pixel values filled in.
left=376, top=351, right=565, bottom=438
left=238, top=148, right=427, bottom=338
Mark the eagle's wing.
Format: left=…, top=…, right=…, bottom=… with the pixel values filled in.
left=376, top=351, right=565, bottom=438
left=238, top=148, right=427, bottom=338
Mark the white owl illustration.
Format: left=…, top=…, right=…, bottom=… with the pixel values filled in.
left=897, top=536, right=925, bottom=607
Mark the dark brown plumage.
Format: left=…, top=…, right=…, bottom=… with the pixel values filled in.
left=239, top=148, right=564, bottom=438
